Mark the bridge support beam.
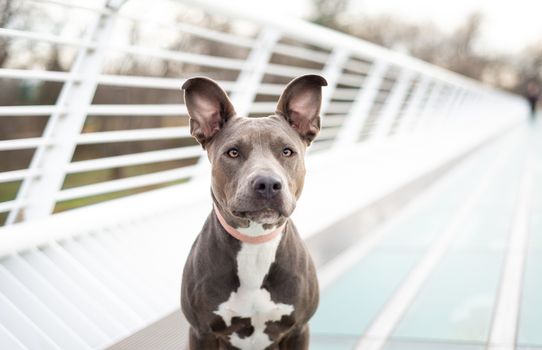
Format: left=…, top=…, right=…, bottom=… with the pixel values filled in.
left=372, top=69, right=414, bottom=139
left=412, top=81, right=444, bottom=133
left=396, top=75, right=430, bottom=135
left=230, top=27, right=280, bottom=117
left=333, top=60, right=388, bottom=148
left=319, top=47, right=350, bottom=118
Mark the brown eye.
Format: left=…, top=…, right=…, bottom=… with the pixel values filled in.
left=282, top=147, right=294, bottom=157
left=226, top=148, right=239, bottom=158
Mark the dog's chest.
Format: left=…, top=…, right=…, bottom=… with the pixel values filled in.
left=214, top=233, right=294, bottom=349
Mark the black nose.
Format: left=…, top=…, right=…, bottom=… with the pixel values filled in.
left=253, top=176, right=282, bottom=199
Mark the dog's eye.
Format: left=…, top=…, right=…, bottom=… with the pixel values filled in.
left=226, top=148, right=239, bottom=158
left=282, top=147, right=294, bottom=157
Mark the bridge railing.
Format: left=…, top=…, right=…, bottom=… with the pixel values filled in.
left=0, top=0, right=526, bottom=227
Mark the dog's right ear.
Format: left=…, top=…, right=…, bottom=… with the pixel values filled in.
left=182, top=77, right=236, bottom=149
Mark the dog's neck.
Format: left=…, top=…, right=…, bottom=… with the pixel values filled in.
left=213, top=205, right=286, bottom=244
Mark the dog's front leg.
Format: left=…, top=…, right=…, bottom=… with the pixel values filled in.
left=188, top=327, right=220, bottom=350
left=278, top=325, right=309, bottom=350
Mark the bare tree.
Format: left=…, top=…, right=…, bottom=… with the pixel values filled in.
left=310, top=0, right=349, bottom=31
left=0, top=0, right=18, bottom=66
left=442, top=13, right=487, bottom=79
left=308, top=4, right=521, bottom=89
left=0, top=0, right=54, bottom=69
left=514, top=43, right=542, bottom=91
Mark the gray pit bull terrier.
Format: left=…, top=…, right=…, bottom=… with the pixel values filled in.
left=180, top=74, right=327, bottom=350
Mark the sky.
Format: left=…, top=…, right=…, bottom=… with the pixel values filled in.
left=228, top=0, right=542, bottom=55
left=38, top=0, right=542, bottom=58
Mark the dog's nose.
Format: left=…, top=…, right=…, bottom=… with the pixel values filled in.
left=253, top=176, right=282, bottom=199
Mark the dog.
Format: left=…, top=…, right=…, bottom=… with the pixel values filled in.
left=180, top=74, right=327, bottom=350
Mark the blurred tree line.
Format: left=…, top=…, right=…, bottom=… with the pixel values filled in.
left=311, top=0, right=542, bottom=93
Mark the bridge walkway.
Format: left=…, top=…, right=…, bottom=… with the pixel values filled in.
left=108, top=119, right=541, bottom=350
left=312, top=120, right=542, bottom=350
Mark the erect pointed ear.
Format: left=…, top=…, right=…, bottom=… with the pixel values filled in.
left=182, top=77, right=236, bottom=148
left=275, top=74, right=327, bottom=145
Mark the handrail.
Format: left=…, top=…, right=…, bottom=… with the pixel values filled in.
left=177, top=0, right=487, bottom=91
left=65, top=146, right=202, bottom=174
left=56, top=165, right=197, bottom=201
left=77, top=127, right=191, bottom=144
left=0, top=138, right=51, bottom=151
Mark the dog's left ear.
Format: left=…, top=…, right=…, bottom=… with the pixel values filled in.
left=276, top=74, right=327, bottom=145
left=182, top=77, right=236, bottom=149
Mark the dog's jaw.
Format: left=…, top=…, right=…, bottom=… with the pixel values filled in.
left=236, top=220, right=277, bottom=237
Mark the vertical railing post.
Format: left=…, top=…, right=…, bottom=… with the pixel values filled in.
left=469, top=91, right=488, bottom=130
left=229, top=27, right=280, bottom=117
left=7, top=0, right=125, bottom=224
left=435, top=86, right=462, bottom=129
left=372, top=69, right=414, bottom=139
left=453, top=91, right=473, bottom=132
left=432, top=86, right=454, bottom=130
left=333, top=60, right=388, bottom=148
left=396, top=75, right=430, bottom=135
left=451, top=90, right=470, bottom=124
left=425, top=85, right=449, bottom=129
left=448, top=90, right=468, bottom=130
left=412, top=81, right=444, bottom=133
left=319, top=47, right=349, bottom=117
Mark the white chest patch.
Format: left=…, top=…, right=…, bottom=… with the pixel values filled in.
left=214, top=230, right=294, bottom=350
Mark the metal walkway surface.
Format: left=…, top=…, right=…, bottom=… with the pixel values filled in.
left=311, top=120, right=542, bottom=350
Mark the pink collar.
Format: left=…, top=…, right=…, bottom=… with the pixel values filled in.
left=214, top=206, right=285, bottom=244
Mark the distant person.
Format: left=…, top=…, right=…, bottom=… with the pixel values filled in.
left=526, top=82, right=540, bottom=119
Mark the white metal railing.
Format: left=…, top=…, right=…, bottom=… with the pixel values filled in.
left=0, top=0, right=527, bottom=226
left=0, top=1, right=530, bottom=348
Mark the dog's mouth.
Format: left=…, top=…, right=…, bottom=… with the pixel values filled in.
left=232, top=208, right=282, bottom=225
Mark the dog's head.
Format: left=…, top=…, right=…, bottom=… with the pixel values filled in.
left=182, top=75, right=327, bottom=231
